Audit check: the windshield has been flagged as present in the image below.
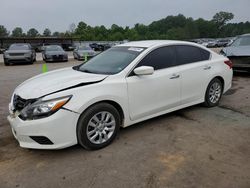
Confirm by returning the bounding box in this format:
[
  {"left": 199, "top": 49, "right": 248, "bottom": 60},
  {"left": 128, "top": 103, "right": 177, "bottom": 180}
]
[
  {"left": 77, "top": 47, "right": 145, "bottom": 75},
  {"left": 78, "top": 46, "right": 92, "bottom": 51},
  {"left": 46, "top": 45, "right": 63, "bottom": 51},
  {"left": 231, "top": 36, "right": 250, "bottom": 47},
  {"left": 9, "top": 44, "right": 30, "bottom": 50}
]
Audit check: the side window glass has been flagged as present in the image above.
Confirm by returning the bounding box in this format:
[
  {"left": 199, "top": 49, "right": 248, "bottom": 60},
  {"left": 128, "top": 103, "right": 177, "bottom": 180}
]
[
  {"left": 136, "top": 46, "right": 176, "bottom": 70},
  {"left": 175, "top": 45, "right": 210, "bottom": 65}
]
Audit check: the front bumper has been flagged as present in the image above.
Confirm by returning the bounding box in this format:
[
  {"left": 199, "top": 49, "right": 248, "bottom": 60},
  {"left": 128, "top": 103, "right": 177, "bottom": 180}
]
[
  {"left": 77, "top": 54, "right": 94, "bottom": 60},
  {"left": 4, "top": 56, "right": 32, "bottom": 63},
  {"left": 7, "top": 109, "right": 80, "bottom": 149},
  {"left": 45, "top": 55, "right": 68, "bottom": 62}
]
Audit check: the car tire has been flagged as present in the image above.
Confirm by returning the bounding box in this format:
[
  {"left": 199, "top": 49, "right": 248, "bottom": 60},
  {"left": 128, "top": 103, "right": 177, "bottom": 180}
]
[
  {"left": 4, "top": 61, "right": 10, "bottom": 66},
  {"left": 204, "top": 78, "right": 223, "bottom": 107},
  {"left": 77, "top": 103, "right": 121, "bottom": 150},
  {"left": 28, "top": 59, "right": 34, "bottom": 64}
]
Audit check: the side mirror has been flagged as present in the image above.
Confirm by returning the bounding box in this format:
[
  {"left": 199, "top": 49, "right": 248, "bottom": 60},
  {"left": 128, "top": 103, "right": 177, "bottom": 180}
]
[{"left": 134, "top": 66, "right": 154, "bottom": 76}]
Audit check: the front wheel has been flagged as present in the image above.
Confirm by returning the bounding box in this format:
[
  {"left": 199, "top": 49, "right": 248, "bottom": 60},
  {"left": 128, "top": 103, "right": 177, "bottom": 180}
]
[
  {"left": 77, "top": 103, "right": 120, "bottom": 150},
  {"left": 204, "top": 78, "right": 223, "bottom": 107},
  {"left": 4, "top": 60, "right": 10, "bottom": 66}
]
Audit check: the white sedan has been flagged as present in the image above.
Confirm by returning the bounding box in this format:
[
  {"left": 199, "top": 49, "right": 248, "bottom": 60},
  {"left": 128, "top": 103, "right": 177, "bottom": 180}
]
[{"left": 7, "top": 40, "right": 233, "bottom": 150}]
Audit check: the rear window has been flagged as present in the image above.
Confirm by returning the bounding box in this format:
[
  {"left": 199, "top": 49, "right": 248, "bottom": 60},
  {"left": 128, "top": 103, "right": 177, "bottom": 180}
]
[
  {"left": 175, "top": 45, "right": 210, "bottom": 65},
  {"left": 231, "top": 36, "right": 250, "bottom": 47}
]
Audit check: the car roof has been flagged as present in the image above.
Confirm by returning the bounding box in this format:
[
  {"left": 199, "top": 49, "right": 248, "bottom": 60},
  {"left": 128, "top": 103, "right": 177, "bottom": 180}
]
[
  {"left": 118, "top": 40, "right": 199, "bottom": 48},
  {"left": 11, "top": 43, "right": 30, "bottom": 46},
  {"left": 240, "top": 33, "right": 250, "bottom": 37}
]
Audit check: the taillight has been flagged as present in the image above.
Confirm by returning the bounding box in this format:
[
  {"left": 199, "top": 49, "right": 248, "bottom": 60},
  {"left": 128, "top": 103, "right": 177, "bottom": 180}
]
[{"left": 224, "top": 60, "right": 233, "bottom": 69}]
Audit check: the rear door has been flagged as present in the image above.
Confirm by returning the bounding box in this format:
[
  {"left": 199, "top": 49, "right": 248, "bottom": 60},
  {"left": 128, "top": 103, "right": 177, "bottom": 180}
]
[
  {"left": 175, "top": 45, "right": 212, "bottom": 105},
  {"left": 126, "top": 46, "right": 181, "bottom": 121}
]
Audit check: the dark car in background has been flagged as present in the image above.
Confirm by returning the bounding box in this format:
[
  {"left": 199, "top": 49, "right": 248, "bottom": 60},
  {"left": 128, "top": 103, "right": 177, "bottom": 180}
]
[
  {"left": 220, "top": 34, "right": 250, "bottom": 72},
  {"left": 207, "top": 40, "right": 219, "bottom": 48},
  {"left": 42, "top": 45, "right": 68, "bottom": 62},
  {"left": 89, "top": 43, "right": 102, "bottom": 51},
  {"left": 73, "top": 45, "right": 96, "bottom": 60},
  {"left": 3, "top": 43, "right": 36, "bottom": 66},
  {"left": 89, "top": 43, "right": 111, "bottom": 51}
]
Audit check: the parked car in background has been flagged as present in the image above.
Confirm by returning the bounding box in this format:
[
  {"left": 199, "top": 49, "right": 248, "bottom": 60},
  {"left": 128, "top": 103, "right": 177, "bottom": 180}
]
[
  {"left": 217, "top": 39, "right": 232, "bottom": 47},
  {"left": 220, "top": 34, "right": 250, "bottom": 72},
  {"left": 89, "top": 43, "right": 111, "bottom": 51},
  {"left": 42, "top": 45, "right": 68, "bottom": 62},
  {"left": 7, "top": 40, "right": 232, "bottom": 150},
  {"left": 89, "top": 43, "right": 102, "bottom": 51},
  {"left": 207, "top": 40, "right": 218, "bottom": 48},
  {"left": 3, "top": 43, "right": 36, "bottom": 66},
  {"left": 73, "top": 45, "right": 96, "bottom": 60}
]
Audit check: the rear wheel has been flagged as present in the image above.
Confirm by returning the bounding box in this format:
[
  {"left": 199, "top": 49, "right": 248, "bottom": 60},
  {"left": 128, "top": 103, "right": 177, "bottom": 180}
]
[
  {"left": 204, "top": 78, "right": 223, "bottom": 107},
  {"left": 77, "top": 103, "right": 120, "bottom": 150}
]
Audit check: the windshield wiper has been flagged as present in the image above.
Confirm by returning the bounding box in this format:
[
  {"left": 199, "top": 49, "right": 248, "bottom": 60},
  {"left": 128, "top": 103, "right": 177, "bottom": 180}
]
[{"left": 79, "top": 69, "right": 95, "bottom": 74}]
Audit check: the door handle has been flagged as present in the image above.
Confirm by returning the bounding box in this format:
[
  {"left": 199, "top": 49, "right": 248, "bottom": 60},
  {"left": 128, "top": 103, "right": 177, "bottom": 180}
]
[
  {"left": 170, "top": 74, "right": 180, "bottom": 79},
  {"left": 204, "top": 65, "right": 211, "bottom": 70}
]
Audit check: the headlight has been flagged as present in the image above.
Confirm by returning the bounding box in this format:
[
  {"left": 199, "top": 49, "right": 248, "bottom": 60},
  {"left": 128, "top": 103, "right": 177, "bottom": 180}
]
[
  {"left": 19, "top": 95, "right": 72, "bottom": 120},
  {"left": 4, "top": 52, "right": 9, "bottom": 57},
  {"left": 24, "top": 52, "right": 32, "bottom": 57},
  {"left": 45, "top": 54, "right": 52, "bottom": 58}
]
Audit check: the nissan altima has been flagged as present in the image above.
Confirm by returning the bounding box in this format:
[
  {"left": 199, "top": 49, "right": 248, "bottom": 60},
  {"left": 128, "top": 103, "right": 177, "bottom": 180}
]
[{"left": 7, "top": 40, "right": 233, "bottom": 150}]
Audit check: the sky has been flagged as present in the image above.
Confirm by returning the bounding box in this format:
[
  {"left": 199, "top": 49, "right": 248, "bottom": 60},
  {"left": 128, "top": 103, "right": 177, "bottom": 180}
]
[{"left": 1, "top": 0, "right": 250, "bottom": 33}]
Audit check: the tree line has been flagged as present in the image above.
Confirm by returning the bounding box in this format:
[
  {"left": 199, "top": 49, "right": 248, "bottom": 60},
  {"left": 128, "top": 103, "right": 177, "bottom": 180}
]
[{"left": 0, "top": 12, "right": 250, "bottom": 40}]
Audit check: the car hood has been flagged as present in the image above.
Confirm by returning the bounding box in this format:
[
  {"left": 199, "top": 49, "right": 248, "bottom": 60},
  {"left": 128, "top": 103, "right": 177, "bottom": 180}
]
[
  {"left": 45, "top": 51, "right": 66, "bottom": 55},
  {"left": 14, "top": 67, "right": 108, "bottom": 99},
  {"left": 222, "top": 46, "right": 250, "bottom": 56},
  {"left": 5, "top": 50, "right": 31, "bottom": 54},
  {"left": 77, "top": 50, "right": 94, "bottom": 54}
]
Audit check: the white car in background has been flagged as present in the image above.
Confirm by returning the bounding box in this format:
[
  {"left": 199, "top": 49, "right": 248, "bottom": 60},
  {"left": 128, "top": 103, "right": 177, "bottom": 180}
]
[{"left": 7, "top": 40, "right": 233, "bottom": 150}]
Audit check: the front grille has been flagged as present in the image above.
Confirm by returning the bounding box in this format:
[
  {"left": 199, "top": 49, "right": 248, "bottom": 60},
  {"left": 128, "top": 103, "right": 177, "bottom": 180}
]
[
  {"left": 52, "top": 55, "right": 63, "bottom": 60},
  {"left": 30, "top": 136, "right": 54, "bottom": 145},
  {"left": 13, "top": 94, "right": 36, "bottom": 111},
  {"left": 9, "top": 53, "right": 25, "bottom": 56}
]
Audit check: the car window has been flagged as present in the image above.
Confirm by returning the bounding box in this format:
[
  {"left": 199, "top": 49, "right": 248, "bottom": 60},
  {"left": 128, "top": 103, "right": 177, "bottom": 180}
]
[
  {"left": 231, "top": 36, "right": 250, "bottom": 47},
  {"left": 136, "top": 46, "right": 176, "bottom": 70},
  {"left": 175, "top": 45, "right": 210, "bottom": 65},
  {"left": 77, "top": 47, "right": 145, "bottom": 75}
]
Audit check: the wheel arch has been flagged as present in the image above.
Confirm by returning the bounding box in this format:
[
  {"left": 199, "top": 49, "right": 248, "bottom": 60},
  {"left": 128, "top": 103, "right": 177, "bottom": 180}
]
[
  {"left": 212, "top": 76, "right": 225, "bottom": 92},
  {"left": 78, "top": 100, "right": 125, "bottom": 126}
]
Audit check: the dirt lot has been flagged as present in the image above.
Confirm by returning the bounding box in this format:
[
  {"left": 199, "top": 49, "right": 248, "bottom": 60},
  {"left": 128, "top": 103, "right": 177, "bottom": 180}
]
[{"left": 0, "top": 61, "right": 250, "bottom": 188}]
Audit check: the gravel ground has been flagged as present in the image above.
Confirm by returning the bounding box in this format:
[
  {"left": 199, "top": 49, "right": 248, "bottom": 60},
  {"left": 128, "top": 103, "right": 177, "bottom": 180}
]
[{"left": 0, "top": 60, "right": 249, "bottom": 188}]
